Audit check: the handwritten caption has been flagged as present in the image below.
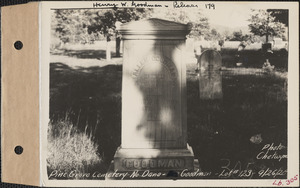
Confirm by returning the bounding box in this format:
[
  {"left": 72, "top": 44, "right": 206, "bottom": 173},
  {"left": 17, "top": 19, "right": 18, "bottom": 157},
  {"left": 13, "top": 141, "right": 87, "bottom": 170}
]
[
  {"left": 48, "top": 169, "right": 211, "bottom": 180},
  {"left": 92, "top": 1, "right": 209, "bottom": 9},
  {"left": 217, "top": 159, "right": 254, "bottom": 178},
  {"left": 256, "top": 143, "right": 287, "bottom": 162}
]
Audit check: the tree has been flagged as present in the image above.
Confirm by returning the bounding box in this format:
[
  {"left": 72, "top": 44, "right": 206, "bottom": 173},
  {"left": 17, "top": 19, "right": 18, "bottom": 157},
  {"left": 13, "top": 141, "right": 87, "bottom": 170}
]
[
  {"left": 87, "top": 8, "right": 152, "bottom": 58},
  {"left": 87, "top": 8, "right": 151, "bottom": 36},
  {"left": 267, "top": 9, "right": 288, "bottom": 41},
  {"left": 152, "top": 8, "right": 210, "bottom": 40},
  {"left": 206, "top": 28, "right": 221, "bottom": 41},
  {"left": 230, "top": 30, "right": 244, "bottom": 41},
  {"left": 222, "top": 30, "right": 232, "bottom": 41},
  {"left": 267, "top": 9, "right": 288, "bottom": 27},
  {"left": 189, "top": 17, "right": 210, "bottom": 40},
  {"left": 52, "top": 8, "right": 152, "bottom": 59},
  {"left": 248, "top": 9, "right": 286, "bottom": 43},
  {"left": 52, "top": 10, "right": 99, "bottom": 44}
]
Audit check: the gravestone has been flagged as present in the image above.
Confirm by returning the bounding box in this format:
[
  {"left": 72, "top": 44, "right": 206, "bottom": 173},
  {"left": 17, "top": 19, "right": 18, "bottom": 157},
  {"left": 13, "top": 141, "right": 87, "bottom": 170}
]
[
  {"left": 197, "top": 50, "right": 223, "bottom": 99},
  {"left": 113, "top": 18, "right": 195, "bottom": 172}
]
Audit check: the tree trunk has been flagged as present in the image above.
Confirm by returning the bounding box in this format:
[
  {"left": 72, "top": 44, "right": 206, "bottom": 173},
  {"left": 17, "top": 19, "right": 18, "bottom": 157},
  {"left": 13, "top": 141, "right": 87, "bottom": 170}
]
[
  {"left": 116, "top": 37, "right": 121, "bottom": 57},
  {"left": 266, "top": 16, "right": 270, "bottom": 43},
  {"left": 106, "top": 36, "right": 111, "bottom": 61}
]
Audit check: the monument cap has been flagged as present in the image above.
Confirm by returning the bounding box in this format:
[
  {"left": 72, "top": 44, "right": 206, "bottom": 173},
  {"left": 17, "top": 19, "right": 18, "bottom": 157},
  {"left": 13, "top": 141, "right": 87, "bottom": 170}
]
[{"left": 120, "top": 18, "right": 191, "bottom": 39}]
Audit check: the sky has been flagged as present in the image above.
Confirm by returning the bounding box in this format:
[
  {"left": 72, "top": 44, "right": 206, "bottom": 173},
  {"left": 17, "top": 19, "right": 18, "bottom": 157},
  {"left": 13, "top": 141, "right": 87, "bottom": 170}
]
[{"left": 202, "top": 4, "right": 252, "bottom": 29}]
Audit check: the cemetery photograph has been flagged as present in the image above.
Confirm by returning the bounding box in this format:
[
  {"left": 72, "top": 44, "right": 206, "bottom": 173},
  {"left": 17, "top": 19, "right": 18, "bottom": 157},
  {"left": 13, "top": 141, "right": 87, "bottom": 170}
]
[{"left": 46, "top": 4, "right": 288, "bottom": 181}]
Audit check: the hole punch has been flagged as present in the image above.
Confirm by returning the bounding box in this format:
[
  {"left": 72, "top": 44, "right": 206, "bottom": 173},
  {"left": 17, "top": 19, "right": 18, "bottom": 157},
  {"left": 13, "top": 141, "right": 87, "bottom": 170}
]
[
  {"left": 14, "top": 41, "right": 23, "bottom": 50},
  {"left": 14, "top": 146, "right": 23, "bottom": 155}
]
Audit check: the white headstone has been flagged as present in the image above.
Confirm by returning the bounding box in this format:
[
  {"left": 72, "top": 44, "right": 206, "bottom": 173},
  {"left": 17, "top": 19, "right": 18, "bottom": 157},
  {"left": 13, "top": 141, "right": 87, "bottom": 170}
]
[{"left": 113, "top": 18, "right": 195, "bottom": 172}]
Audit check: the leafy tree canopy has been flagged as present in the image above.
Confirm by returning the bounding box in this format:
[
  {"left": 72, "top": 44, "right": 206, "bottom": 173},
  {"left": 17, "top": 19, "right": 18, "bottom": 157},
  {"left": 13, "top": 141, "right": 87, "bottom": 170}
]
[
  {"left": 267, "top": 9, "right": 288, "bottom": 27},
  {"left": 87, "top": 8, "right": 152, "bottom": 35},
  {"left": 151, "top": 8, "right": 210, "bottom": 39},
  {"left": 52, "top": 8, "right": 212, "bottom": 44},
  {"left": 52, "top": 8, "right": 152, "bottom": 44},
  {"left": 230, "top": 30, "right": 244, "bottom": 41},
  {"left": 248, "top": 9, "right": 286, "bottom": 42}
]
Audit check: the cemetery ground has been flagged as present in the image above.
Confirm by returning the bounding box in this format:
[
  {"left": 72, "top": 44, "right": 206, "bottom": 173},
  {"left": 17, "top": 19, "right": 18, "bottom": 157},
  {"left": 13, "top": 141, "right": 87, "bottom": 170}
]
[{"left": 48, "top": 41, "right": 287, "bottom": 179}]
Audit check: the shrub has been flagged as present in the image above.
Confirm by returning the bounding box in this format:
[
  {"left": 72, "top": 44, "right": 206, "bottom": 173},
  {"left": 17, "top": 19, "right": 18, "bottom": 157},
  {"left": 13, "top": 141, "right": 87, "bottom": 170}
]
[{"left": 47, "top": 120, "right": 102, "bottom": 173}]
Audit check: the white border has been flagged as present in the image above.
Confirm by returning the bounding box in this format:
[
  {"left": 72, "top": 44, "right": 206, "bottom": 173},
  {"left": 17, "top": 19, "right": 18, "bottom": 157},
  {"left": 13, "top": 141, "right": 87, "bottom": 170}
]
[{"left": 40, "top": 1, "right": 299, "bottom": 187}]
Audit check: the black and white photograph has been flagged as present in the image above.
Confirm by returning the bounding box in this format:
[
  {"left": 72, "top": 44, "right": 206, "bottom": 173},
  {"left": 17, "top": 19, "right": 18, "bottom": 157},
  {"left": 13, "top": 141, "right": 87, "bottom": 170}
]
[{"left": 39, "top": 1, "right": 299, "bottom": 187}]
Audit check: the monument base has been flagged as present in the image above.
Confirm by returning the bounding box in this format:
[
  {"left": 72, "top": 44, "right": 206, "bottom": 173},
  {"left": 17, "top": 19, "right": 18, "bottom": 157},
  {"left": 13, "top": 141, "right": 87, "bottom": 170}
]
[{"left": 113, "top": 144, "right": 195, "bottom": 172}]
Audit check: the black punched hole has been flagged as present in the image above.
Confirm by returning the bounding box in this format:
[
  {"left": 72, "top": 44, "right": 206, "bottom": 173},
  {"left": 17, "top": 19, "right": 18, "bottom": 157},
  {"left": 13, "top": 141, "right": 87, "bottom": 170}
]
[
  {"left": 14, "top": 146, "right": 23, "bottom": 155},
  {"left": 166, "top": 170, "right": 178, "bottom": 180},
  {"left": 14, "top": 41, "right": 23, "bottom": 50}
]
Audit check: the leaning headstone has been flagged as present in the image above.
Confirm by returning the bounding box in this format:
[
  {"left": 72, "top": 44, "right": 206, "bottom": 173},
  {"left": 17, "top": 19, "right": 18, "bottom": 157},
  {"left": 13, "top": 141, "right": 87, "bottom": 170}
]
[
  {"left": 113, "top": 18, "right": 195, "bottom": 172},
  {"left": 197, "top": 50, "right": 223, "bottom": 99}
]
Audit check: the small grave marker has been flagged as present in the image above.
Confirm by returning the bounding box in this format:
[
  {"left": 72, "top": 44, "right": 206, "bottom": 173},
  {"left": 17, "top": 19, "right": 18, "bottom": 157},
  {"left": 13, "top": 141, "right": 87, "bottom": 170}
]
[{"left": 197, "top": 50, "right": 223, "bottom": 100}]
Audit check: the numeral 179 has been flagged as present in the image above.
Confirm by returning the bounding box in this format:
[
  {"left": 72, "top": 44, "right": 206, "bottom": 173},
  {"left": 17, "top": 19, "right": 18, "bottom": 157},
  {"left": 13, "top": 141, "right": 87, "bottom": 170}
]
[{"left": 205, "top": 4, "right": 215, "bottom": 9}]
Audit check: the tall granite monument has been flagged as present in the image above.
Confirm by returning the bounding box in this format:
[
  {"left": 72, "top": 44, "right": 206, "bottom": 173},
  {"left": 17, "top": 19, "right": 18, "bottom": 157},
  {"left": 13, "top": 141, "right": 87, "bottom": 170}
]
[{"left": 113, "top": 18, "right": 195, "bottom": 172}]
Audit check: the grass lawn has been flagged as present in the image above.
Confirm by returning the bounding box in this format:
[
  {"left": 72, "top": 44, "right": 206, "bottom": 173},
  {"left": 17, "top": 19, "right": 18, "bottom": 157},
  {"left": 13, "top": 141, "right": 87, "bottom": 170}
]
[{"left": 48, "top": 45, "right": 287, "bottom": 179}]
